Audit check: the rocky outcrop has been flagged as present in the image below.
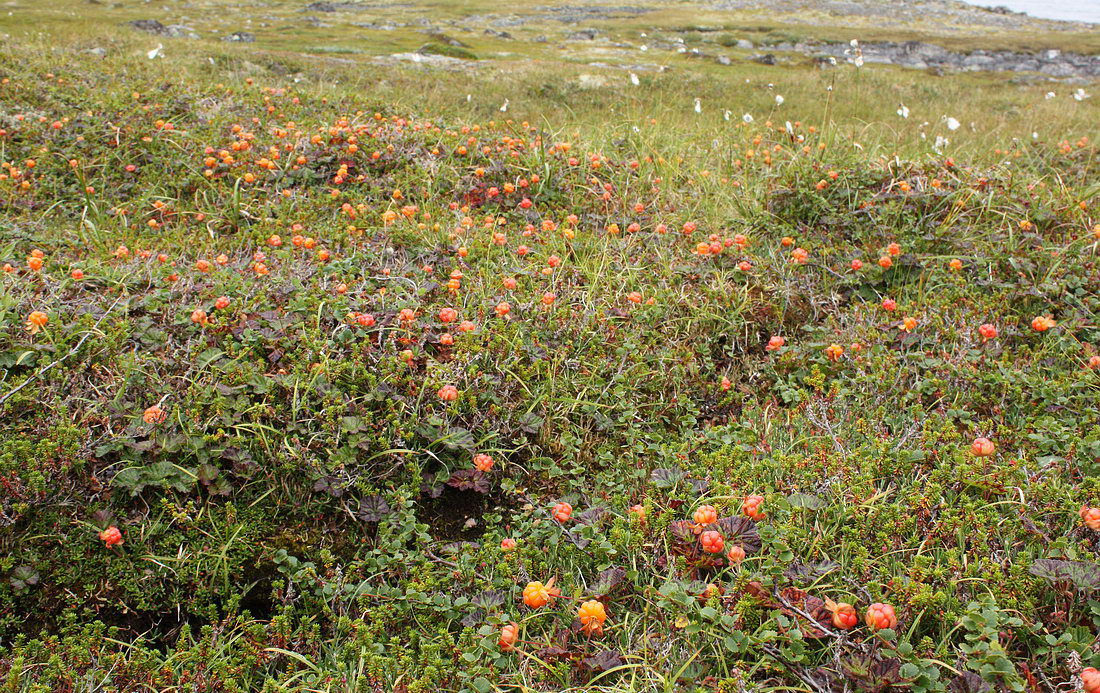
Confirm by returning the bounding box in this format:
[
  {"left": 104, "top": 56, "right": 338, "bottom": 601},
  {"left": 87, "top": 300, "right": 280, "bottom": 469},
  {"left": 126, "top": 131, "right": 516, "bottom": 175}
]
[
  {"left": 786, "top": 40, "right": 1100, "bottom": 78},
  {"left": 128, "top": 19, "right": 198, "bottom": 39},
  {"left": 222, "top": 32, "right": 255, "bottom": 43}
]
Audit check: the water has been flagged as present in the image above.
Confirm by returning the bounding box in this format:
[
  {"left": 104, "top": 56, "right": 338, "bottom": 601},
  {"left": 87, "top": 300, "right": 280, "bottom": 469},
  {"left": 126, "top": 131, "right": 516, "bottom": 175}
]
[{"left": 960, "top": 0, "right": 1099, "bottom": 23}]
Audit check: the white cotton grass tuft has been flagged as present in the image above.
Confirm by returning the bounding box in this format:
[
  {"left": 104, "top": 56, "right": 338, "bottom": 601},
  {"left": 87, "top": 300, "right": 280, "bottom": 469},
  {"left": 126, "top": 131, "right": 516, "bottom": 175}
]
[
  {"left": 896, "top": 104, "right": 909, "bottom": 119},
  {"left": 845, "top": 39, "right": 864, "bottom": 68}
]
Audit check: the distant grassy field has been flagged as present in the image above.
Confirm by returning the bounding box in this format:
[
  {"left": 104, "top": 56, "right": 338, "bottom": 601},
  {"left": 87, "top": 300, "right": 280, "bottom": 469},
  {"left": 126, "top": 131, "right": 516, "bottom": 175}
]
[{"left": 0, "top": 1, "right": 1099, "bottom": 691}]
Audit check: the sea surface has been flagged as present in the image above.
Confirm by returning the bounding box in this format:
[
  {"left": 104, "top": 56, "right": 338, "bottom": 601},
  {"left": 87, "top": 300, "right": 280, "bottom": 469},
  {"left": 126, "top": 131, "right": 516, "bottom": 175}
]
[{"left": 959, "top": 0, "right": 1099, "bottom": 23}]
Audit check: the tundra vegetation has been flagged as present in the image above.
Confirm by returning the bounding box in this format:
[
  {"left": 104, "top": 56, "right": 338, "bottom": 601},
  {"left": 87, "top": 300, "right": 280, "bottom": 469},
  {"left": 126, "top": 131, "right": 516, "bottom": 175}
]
[{"left": 0, "top": 0, "right": 1099, "bottom": 690}]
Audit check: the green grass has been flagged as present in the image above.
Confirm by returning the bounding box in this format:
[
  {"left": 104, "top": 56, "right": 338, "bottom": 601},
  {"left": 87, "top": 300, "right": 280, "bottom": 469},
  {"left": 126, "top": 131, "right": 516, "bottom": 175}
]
[{"left": 0, "top": 2, "right": 1099, "bottom": 692}]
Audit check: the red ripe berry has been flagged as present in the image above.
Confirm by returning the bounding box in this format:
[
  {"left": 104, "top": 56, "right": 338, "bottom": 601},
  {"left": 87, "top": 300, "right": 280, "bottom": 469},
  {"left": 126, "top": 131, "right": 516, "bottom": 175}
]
[
  {"left": 552, "top": 502, "right": 572, "bottom": 523},
  {"left": 700, "top": 530, "right": 724, "bottom": 554},
  {"left": 499, "top": 622, "right": 519, "bottom": 651},
  {"left": 970, "top": 437, "right": 995, "bottom": 457},
  {"left": 1031, "top": 315, "right": 1055, "bottom": 332},
  {"left": 1079, "top": 506, "right": 1100, "bottom": 531},
  {"left": 865, "top": 603, "right": 897, "bottom": 631},
  {"left": 473, "top": 453, "right": 494, "bottom": 472},
  {"left": 1082, "top": 667, "right": 1100, "bottom": 693},
  {"left": 825, "top": 598, "right": 858, "bottom": 629},
  {"left": 437, "top": 385, "right": 459, "bottom": 401},
  {"left": 693, "top": 505, "right": 718, "bottom": 525},
  {"left": 742, "top": 495, "right": 765, "bottom": 520},
  {"left": 99, "top": 526, "right": 123, "bottom": 547}
]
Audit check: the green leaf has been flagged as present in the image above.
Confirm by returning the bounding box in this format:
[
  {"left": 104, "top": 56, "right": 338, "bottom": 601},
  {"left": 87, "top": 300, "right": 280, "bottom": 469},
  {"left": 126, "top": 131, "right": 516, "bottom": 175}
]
[
  {"left": 786, "top": 492, "right": 826, "bottom": 510},
  {"left": 900, "top": 663, "right": 920, "bottom": 679}
]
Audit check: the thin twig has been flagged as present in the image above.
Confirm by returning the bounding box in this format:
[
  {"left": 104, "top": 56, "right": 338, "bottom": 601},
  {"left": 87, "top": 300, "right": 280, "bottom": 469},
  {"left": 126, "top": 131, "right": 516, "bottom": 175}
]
[
  {"left": 773, "top": 589, "right": 840, "bottom": 640},
  {"left": 760, "top": 644, "right": 828, "bottom": 693}
]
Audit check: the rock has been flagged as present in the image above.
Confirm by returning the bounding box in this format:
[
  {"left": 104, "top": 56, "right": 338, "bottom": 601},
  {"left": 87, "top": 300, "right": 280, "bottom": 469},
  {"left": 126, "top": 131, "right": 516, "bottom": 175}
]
[
  {"left": 753, "top": 38, "right": 1100, "bottom": 79},
  {"left": 130, "top": 19, "right": 166, "bottom": 33},
  {"left": 751, "top": 53, "right": 777, "bottom": 65},
  {"left": 736, "top": 39, "right": 754, "bottom": 49},
  {"left": 424, "top": 31, "right": 469, "bottom": 48},
  {"left": 305, "top": 1, "right": 368, "bottom": 10},
  {"left": 352, "top": 21, "right": 401, "bottom": 30},
  {"left": 586, "top": 61, "right": 666, "bottom": 72},
  {"left": 961, "top": 54, "right": 996, "bottom": 68},
  {"left": 537, "top": 5, "right": 650, "bottom": 23},
  {"left": 483, "top": 29, "right": 513, "bottom": 39},
  {"left": 716, "top": 55, "right": 731, "bottom": 65},
  {"left": 567, "top": 28, "right": 600, "bottom": 40},
  {"left": 417, "top": 42, "right": 477, "bottom": 59},
  {"left": 83, "top": 47, "right": 107, "bottom": 57},
  {"left": 490, "top": 16, "right": 528, "bottom": 28},
  {"left": 129, "top": 19, "right": 198, "bottom": 39},
  {"left": 576, "top": 73, "right": 609, "bottom": 88},
  {"left": 1040, "top": 62, "right": 1077, "bottom": 77},
  {"left": 223, "top": 32, "right": 255, "bottom": 42},
  {"left": 378, "top": 53, "right": 476, "bottom": 70}
]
